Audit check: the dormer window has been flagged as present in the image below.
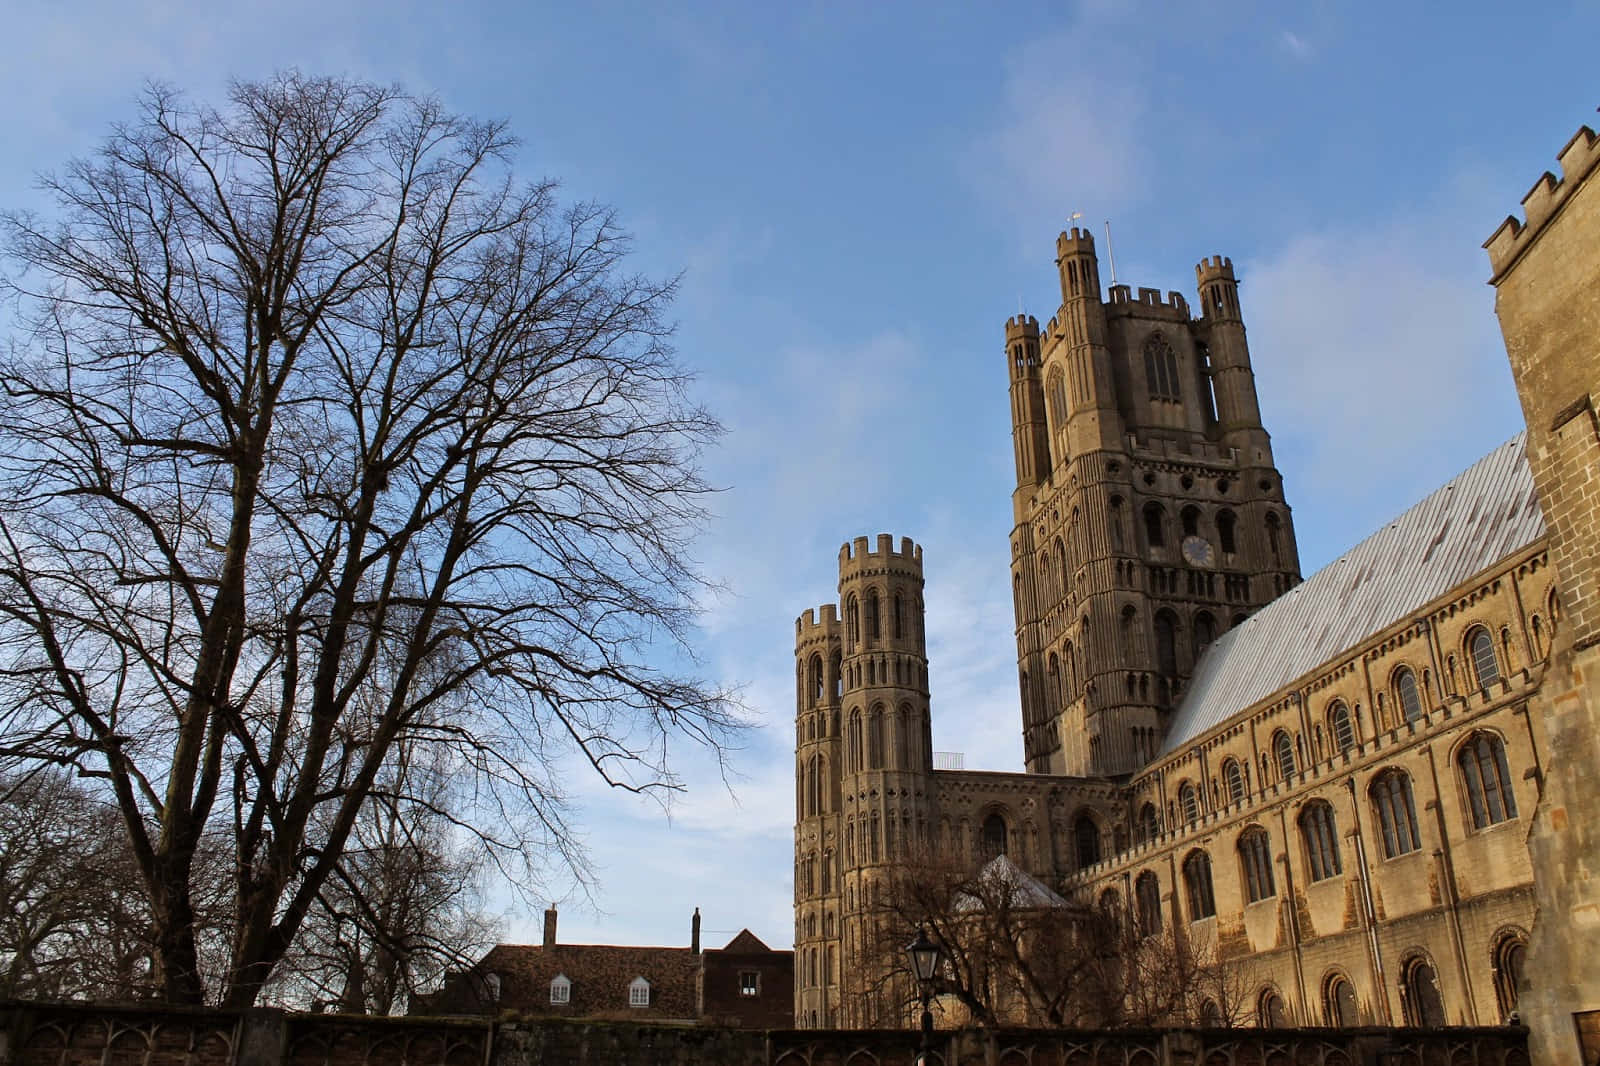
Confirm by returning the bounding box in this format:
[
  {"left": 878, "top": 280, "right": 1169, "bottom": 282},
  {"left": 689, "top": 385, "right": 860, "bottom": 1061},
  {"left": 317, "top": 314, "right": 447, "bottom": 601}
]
[
  {"left": 484, "top": 971, "right": 502, "bottom": 1003},
  {"left": 628, "top": 975, "right": 650, "bottom": 1008},
  {"left": 549, "top": 972, "right": 570, "bottom": 1005}
]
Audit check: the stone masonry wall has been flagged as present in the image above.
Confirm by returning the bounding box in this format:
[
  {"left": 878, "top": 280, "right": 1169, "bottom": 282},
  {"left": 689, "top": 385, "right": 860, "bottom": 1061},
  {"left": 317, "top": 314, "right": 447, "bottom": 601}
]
[{"left": 0, "top": 1000, "right": 1529, "bottom": 1066}]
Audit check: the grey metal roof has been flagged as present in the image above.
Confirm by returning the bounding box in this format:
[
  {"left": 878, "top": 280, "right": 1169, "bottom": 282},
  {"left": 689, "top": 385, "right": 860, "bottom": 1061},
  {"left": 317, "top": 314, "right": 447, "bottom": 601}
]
[
  {"left": 956, "top": 854, "right": 1071, "bottom": 911},
  {"left": 1159, "top": 433, "right": 1544, "bottom": 756}
]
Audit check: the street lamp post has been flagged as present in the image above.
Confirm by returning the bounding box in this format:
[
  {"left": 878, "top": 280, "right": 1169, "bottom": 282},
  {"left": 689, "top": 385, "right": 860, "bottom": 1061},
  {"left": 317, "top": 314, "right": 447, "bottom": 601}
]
[{"left": 904, "top": 925, "right": 942, "bottom": 1066}]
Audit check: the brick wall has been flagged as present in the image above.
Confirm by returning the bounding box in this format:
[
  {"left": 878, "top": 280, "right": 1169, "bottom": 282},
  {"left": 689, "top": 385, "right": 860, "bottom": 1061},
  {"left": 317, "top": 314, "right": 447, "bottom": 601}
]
[{"left": 0, "top": 1000, "right": 1528, "bottom": 1066}]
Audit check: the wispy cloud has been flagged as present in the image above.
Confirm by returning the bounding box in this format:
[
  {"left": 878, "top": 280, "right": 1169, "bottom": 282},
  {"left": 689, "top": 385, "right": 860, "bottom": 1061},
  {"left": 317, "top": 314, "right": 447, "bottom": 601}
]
[{"left": 1279, "top": 30, "right": 1312, "bottom": 60}]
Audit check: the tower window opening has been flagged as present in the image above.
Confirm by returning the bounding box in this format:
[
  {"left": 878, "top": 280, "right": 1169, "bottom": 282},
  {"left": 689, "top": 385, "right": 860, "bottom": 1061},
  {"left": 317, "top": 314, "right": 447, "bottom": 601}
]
[
  {"left": 1144, "top": 504, "right": 1167, "bottom": 549},
  {"left": 1182, "top": 506, "right": 1200, "bottom": 538},
  {"left": 981, "top": 813, "right": 1008, "bottom": 858},
  {"left": 808, "top": 655, "right": 823, "bottom": 708},
  {"left": 866, "top": 589, "right": 880, "bottom": 641},
  {"left": 1110, "top": 496, "right": 1126, "bottom": 551},
  {"left": 892, "top": 592, "right": 904, "bottom": 639},
  {"left": 1155, "top": 611, "right": 1178, "bottom": 677},
  {"left": 1144, "top": 333, "right": 1180, "bottom": 402},
  {"left": 1217, "top": 510, "right": 1237, "bottom": 555},
  {"left": 867, "top": 705, "right": 885, "bottom": 769},
  {"left": 1265, "top": 512, "right": 1282, "bottom": 567}
]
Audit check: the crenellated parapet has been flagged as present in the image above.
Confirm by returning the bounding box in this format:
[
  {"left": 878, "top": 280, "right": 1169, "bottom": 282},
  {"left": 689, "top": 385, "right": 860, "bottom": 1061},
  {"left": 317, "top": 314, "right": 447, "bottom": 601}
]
[{"left": 1484, "top": 124, "right": 1600, "bottom": 282}]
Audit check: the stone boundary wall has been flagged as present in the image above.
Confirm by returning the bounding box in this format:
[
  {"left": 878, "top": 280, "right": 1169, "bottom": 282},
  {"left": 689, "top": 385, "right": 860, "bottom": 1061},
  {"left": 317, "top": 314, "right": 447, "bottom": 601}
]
[{"left": 0, "top": 1000, "right": 1527, "bottom": 1066}]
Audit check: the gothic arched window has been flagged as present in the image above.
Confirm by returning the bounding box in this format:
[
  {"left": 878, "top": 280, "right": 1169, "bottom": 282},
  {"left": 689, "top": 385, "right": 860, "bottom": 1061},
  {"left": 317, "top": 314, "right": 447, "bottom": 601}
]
[
  {"left": 1329, "top": 701, "right": 1355, "bottom": 753},
  {"left": 867, "top": 704, "right": 885, "bottom": 769},
  {"left": 1074, "top": 813, "right": 1101, "bottom": 868},
  {"left": 1047, "top": 367, "right": 1068, "bottom": 427},
  {"left": 1178, "top": 781, "right": 1199, "bottom": 825},
  {"left": 1238, "top": 826, "right": 1275, "bottom": 903},
  {"left": 1458, "top": 731, "right": 1517, "bottom": 828},
  {"left": 981, "top": 813, "right": 1007, "bottom": 858},
  {"left": 1272, "top": 730, "right": 1295, "bottom": 780},
  {"left": 1144, "top": 503, "right": 1168, "bottom": 549},
  {"left": 1155, "top": 611, "right": 1178, "bottom": 677},
  {"left": 1300, "top": 801, "right": 1341, "bottom": 881},
  {"left": 1394, "top": 666, "right": 1423, "bottom": 723},
  {"left": 1468, "top": 626, "right": 1500, "bottom": 689},
  {"left": 1223, "top": 759, "right": 1246, "bottom": 804},
  {"left": 1217, "top": 509, "right": 1237, "bottom": 555},
  {"left": 1137, "top": 802, "right": 1160, "bottom": 843},
  {"left": 1402, "top": 957, "right": 1445, "bottom": 1027},
  {"left": 1136, "top": 871, "right": 1162, "bottom": 936},
  {"left": 1372, "top": 770, "right": 1421, "bottom": 857},
  {"left": 1144, "top": 333, "right": 1180, "bottom": 401},
  {"left": 1183, "top": 850, "right": 1216, "bottom": 920},
  {"left": 1325, "top": 974, "right": 1360, "bottom": 1027}
]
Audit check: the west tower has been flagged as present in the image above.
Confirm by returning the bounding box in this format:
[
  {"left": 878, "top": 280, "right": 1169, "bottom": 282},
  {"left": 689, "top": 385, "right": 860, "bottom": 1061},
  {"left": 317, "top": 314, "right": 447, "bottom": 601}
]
[
  {"left": 793, "top": 534, "right": 934, "bottom": 1028},
  {"left": 1008, "top": 231, "right": 1301, "bottom": 777}
]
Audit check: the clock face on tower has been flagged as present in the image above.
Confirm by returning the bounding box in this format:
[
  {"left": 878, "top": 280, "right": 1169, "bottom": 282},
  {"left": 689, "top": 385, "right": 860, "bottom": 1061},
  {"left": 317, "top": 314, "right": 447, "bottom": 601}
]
[{"left": 1181, "top": 535, "right": 1216, "bottom": 568}]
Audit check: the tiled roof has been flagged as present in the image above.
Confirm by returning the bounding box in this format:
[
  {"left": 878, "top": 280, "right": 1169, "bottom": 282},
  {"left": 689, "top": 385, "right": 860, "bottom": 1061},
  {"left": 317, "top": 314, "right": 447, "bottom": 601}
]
[
  {"left": 716, "top": 929, "right": 772, "bottom": 955},
  {"left": 1159, "top": 433, "right": 1545, "bottom": 756},
  {"left": 454, "top": 942, "right": 703, "bottom": 1020}
]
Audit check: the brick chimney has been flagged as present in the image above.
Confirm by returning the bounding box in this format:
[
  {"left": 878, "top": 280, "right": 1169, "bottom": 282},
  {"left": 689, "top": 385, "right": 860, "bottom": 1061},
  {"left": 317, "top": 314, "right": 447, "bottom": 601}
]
[
  {"left": 543, "top": 906, "right": 557, "bottom": 949},
  {"left": 691, "top": 907, "right": 701, "bottom": 954}
]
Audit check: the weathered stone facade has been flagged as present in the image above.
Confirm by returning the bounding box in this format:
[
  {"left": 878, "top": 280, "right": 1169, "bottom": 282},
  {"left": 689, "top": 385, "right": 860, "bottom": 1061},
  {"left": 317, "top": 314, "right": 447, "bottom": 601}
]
[
  {"left": 793, "top": 118, "right": 1600, "bottom": 1034},
  {"left": 1484, "top": 121, "right": 1600, "bottom": 1066}
]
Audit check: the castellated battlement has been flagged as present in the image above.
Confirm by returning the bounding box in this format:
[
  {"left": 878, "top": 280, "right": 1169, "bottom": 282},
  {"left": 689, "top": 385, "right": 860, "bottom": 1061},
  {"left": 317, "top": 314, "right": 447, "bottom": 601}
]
[
  {"left": 838, "top": 533, "right": 922, "bottom": 568},
  {"left": 1005, "top": 313, "right": 1040, "bottom": 338},
  {"left": 1106, "top": 284, "right": 1191, "bottom": 317},
  {"left": 795, "top": 603, "right": 840, "bottom": 641},
  {"left": 1195, "top": 255, "right": 1236, "bottom": 281},
  {"left": 1484, "top": 123, "right": 1599, "bottom": 280},
  {"left": 1055, "top": 227, "right": 1097, "bottom": 257}
]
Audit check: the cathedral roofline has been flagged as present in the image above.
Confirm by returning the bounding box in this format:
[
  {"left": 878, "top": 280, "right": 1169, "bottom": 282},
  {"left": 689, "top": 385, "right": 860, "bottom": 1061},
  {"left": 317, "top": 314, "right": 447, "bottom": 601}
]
[{"left": 1159, "top": 432, "right": 1544, "bottom": 756}]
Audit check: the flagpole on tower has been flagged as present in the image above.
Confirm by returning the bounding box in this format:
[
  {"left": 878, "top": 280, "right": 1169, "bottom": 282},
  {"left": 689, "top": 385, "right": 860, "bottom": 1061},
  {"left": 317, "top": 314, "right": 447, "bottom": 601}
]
[{"left": 1104, "top": 220, "right": 1119, "bottom": 286}]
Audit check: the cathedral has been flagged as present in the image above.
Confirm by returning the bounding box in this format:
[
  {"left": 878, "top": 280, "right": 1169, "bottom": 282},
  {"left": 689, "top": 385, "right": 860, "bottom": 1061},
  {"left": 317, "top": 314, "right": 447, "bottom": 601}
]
[{"left": 791, "top": 119, "right": 1600, "bottom": 1063}]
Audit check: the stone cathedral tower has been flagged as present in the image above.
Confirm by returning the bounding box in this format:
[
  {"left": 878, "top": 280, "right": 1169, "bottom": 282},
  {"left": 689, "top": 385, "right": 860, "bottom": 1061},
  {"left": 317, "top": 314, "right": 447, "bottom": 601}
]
[
  {"left": 794, "top": 535, "right": 933, "bottom": 1028},
  {"left": 1008, "top": 231, "right": 1301, "bottom": 777}
]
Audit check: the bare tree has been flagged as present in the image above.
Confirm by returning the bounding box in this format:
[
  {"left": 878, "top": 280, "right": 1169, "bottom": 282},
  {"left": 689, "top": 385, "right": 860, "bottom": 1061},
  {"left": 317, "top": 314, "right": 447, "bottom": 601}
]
[
  {"left": 861, "top": 854, "right": 1249, "bottom": 1030},
  {"left": 268, "top": 744, "right": 502, "bottom": 1015},
  {"left": 0, "top": 73, "right": 739, "bottom": 1007},
  {"left": 0, "top": 769, "right": 152, "bottom": 999}
]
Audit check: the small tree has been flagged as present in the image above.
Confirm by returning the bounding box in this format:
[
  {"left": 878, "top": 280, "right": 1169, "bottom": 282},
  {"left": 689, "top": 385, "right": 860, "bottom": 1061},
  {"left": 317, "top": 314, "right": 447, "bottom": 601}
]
[{"left": 0, "top": 73, "right": 739, "bottom": 1007}]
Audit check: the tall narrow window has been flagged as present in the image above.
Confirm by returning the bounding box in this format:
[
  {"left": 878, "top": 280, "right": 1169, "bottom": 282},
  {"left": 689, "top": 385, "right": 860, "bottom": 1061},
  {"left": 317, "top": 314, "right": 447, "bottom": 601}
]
[
  {"left": 1329, "top": 701, "right": 1355, "bottom": 753},
  {"left": 808, "top": 655, "right": 824, "bottom": 708},
  {"left": 1266, "top": 512, "right": 1282, "bottom": 567},
  {"left": 847, "top": 709, "right": 862, "bottom": 772},
  {"left": 1110, "top": 496, "right": 1126, "bottom": 551},
  {"left": 1183, "top": 850, "right": 1216, "bottom": 920},
  {"left": 892, "top": 592, "right": 904, "bottom": 639},
  {"left": 1137, "top": 803, "right": 1160, "bottom": 843},
  {"left": 1299, "top": 801, "right": 1342, "bottom": 881},
  {"left": 1325, "top": 975, "right": 1360, "bottom": 1027},
  {"left": 1372, "top": 771, "right": 1421, "bottom": 857},
  {"left": 1047, "top": 367, "right": 1068, "bottom": 427},
  {"left": 1144, "top": 504, "right": 1167, "bottom": 549},
  {"left": 1458, "top": 732, "right": 1517, "bottom": 828},
  {"left": 865, "top": 589, "right": 880, "bottom": 641},
  {"left": 1155, "top": 611, "right": 1178, "bottom": 676},
  {"left": 867, "top": 705, "right": 885, "bottom": 769},
  {"left": 1493, "top": 934, "right": 1527, "bottom": 1018},
  {"left": 981, "top": 813, "right": 1007, "bottom": 858},
  {"left": 1395, "top": 666, "right": 1422, "bottom": 723},
  {"left": 1403, "top": 958, "right": 1446, "bottom": 1027},
  {"left": 846, "top": 595, "right": 860, "bottom": 647},
  {"left": 1178, "top": 782, "right": 1199, "bottom": 825},
  {"left": 1223, "top": 759, "right": 1246, "bottom": 804},
  {"left": 1182, "top": 506, "right": 1201, "bottom": 538},
  {"left": 1193, "top": 612, "right": 1215, "bottom": 658},
  {"left": 1257, "top": 989, "right": 1285, "bottom": 1028},
  {"left": 1238, "top": 827, "right": 1276, "bottom": 902},
  {"left": 1469, "top": 626, "right": 1500, "bottom": 689},
  {"left": 1217, "top": 510, "right": 1237, "bottom": 555},
  {"left": 1273, "top": 730, "right": 1295, "bottom": 779},
  {"left": 1136, "top": 871, "right": 1162, "bottom": 935},
  {"left": 1144, "top": 333, "right": 1180, "bottom": 401},
  {"left": 1047, "top": 653, "right": 1062, "bottom": 710},
  {"left": 1074, "top": 813, "right": 1101, "bottom": 868}
]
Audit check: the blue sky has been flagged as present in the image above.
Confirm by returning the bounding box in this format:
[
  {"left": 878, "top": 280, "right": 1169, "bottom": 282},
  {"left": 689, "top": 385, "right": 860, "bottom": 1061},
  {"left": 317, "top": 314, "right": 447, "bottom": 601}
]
[{"left": 2, "top": 1, "right": 1595, "bottom": 956}]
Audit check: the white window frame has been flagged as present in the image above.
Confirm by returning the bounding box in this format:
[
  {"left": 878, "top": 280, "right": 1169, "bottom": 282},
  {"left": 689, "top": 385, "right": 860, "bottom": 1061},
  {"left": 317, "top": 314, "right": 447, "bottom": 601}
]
[
  {"left": 628, "top": 976, "right": 650, "bottom": 1008},
  {"left": 549, "top": 973, "right": 570, "bottom": 1005}
]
